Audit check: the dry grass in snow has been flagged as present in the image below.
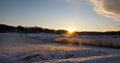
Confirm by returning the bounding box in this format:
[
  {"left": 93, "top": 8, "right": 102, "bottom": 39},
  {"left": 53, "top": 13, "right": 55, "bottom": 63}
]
[{"left": 55, "top": 37, "right": 120, "bottom": 48}]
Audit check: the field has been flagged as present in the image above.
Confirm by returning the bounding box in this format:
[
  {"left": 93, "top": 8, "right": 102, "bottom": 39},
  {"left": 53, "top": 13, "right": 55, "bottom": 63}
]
[{"left": 0, "top": 33, "right": 120, "bottom": 63}]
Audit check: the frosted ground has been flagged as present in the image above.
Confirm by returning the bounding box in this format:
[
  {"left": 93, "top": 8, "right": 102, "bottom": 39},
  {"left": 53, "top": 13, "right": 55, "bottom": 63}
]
[{"left": 0, "top": 33, "right": 120, "bottom": 63}]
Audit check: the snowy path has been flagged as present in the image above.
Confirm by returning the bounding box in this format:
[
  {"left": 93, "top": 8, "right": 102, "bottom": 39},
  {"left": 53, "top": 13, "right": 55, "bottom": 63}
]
[{"left": 0, "top": 33, "right": 120, "bottom": 63}]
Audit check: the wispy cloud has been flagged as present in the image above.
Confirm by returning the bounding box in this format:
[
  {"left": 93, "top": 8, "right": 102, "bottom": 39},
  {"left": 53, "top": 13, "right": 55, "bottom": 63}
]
[
  {"left": 89, "top": 0, "right": 120, "bottom": 21},
  {"left": 114, "top": 26, "right": 120, "bottom": 28}
]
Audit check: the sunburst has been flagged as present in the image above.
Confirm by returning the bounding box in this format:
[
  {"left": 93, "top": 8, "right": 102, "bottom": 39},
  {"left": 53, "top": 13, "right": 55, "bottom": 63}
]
[{"left": 68, "top": 27, "right": 75, "bottom": 34}]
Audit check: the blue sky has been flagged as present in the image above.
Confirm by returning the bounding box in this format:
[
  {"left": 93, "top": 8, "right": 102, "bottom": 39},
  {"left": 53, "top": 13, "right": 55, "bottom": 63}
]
[{"left": 0, "top": 0, "right": 120, "bottom": 31}]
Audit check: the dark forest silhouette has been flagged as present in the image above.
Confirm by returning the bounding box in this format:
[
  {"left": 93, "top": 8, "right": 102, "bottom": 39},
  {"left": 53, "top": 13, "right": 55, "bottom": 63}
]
[
  {"left": 0, "top": 24, "right": 67, "bottom": 34},
  {"left": 0, "top": 24, "right": 120, "bottom": 35}
]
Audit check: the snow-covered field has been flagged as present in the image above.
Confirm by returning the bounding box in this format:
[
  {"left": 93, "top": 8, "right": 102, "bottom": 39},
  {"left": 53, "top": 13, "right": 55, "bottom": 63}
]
[{"left": 0, "top": 33, "right": 120, "bottom": 63}]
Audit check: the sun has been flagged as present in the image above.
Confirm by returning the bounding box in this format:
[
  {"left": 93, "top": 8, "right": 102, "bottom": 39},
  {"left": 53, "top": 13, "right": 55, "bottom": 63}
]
[{"left": 68, "top": 27, "right": 75, "bottom": 34}]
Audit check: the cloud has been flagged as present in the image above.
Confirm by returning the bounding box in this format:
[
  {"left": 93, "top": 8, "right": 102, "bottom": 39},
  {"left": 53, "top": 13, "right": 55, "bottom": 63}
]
[
  {"left": 115, "top": 26, "right": 120, "bottom": 27},
  {"left": 90, "top": 0, "right": 120, "bottom": 21}
]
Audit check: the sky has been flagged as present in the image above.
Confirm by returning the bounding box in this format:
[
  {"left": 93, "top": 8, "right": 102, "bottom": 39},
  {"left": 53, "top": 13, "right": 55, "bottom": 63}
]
[{"left": 0, "top": 0, "right": 120, "bottom": 32}]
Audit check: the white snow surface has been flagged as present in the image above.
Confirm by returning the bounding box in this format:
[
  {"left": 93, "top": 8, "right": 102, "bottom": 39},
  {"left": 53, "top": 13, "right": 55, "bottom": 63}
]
[{"left": 0, "top": 33, "right": 120, "bottom": 63}]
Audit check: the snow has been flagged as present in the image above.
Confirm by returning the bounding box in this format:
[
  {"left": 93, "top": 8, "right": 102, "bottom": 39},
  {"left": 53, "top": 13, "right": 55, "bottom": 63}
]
[
  {"left": 27, "top": 33, "right": 59, "bottom": 40},
  {"left": 0, "top": 33, "right": 120, "bottom": 63},
  {"left": 39, "top": 54, "right": 120, "bottom": 63},
  {"left": 0, "top": 55, "right": 25, "bottom": 63}
]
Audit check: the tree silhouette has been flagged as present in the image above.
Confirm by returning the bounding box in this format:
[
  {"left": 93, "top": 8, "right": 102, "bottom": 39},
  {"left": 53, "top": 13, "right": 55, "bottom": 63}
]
[{"left": 0, "top": 24, "right": 120, "bottom": 35}]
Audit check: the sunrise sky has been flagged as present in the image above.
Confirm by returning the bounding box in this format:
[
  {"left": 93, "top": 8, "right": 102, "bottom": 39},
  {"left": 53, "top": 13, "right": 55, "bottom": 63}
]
[{"left": 0, "top": 0, "right": 120, "bottom": 31}]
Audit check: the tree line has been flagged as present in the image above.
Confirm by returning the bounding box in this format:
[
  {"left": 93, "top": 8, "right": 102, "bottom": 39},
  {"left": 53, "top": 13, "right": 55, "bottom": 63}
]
[
  {"left": 0, "top": 24, "right": 67, "bottom": 34},
  {"left": 0, "top": 24, "right": 120, "bottom": 35},
  {"left": 76, "top": 31, "right": 120, "bottom": 35}
]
